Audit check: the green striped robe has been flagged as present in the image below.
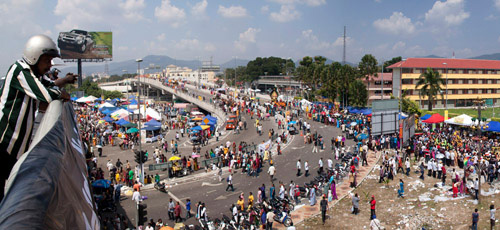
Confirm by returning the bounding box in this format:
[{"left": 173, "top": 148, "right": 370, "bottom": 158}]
[{"left": 0, "top": 60, "right": 61, "bottom": 157}]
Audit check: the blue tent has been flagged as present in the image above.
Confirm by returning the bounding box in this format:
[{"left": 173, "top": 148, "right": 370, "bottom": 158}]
[
  {"left": 142, "top": 126, "right": 161, "bottom": 131},
  {"left": 129, "top": 99, "right": 138, "bottom": 105},
  {"left": 205, "top": 115, "right": 218, "bottom": 122},
  {"left": 144, "top": 119, "right": 162, "bottom": 127},
  {"left": 70, "top": 96, "right": 78, "bottom": 101},
  {"left": 360, "top": 108, "right": 372, "bottom": 115},
  {"left": 128, "top": 95, "right": 136, "bottom": 99},
  {"left": 190, "top": 126, "right": 203, "bottom": 131},
  {"left": 486, "top": 121, "right": 500, "bottom": 132},
  {"left": 101, "top": 109, "right": 114, "bottom": 115},
  {"left": 102, "top": 116, "right": 114, "bottom": 122},
  {"left": 350, "top": 108, "right": 360, "bottom": 114},
  {"left": 398, "top": 114, "right": 408, "bottom": 120},
  {"left": 116, "top": 118, "right": 130, "bottom": 126},
  {"left": 421, "top": 114, "right": 431, "bottom": 120}
]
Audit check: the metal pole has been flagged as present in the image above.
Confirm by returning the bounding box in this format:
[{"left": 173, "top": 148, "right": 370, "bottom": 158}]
[
  {"left": 136, "top": 59, "right": 144, "bottom": 184},
  {"left": 381, "top": 60, "right": 384, "bottom": 100}
]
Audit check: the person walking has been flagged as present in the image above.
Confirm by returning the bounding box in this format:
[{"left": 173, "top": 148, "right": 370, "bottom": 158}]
[
  {"left": 185, "top": 199, "right": 191, "bottom": 219},
  {"left": 168, "top": 199, "right": 175, "bottom": 220},
  {"left": 174, "top": 202, "right": 182, "bottom": 223},
  {"left": 268, "top": 164, "right": 276, "bottom": 182},
  {"left": 296, "top": 159, "right": 301, "bottom": 176},
  {"left": 370, "top": 195, "right": 376, "bottom": 220},
  {"left": 397, "top": 179, "right": 404, "bottom": 198},
  {"left": 266, "top": 209, "right": 275, "bottom": 230},
  {"left": 305, "top": 161, "right": 309, "bottom": 177},
  {"left": 320, "top": 195, "right": 328, "bottom": 225},
  {"left": 351, "top": 193, "right": 360, "bottom": 215},
  {"left": 318, "top": 158, "right": 324, "bottom": 175},
  {"left": 405, "top": 158, "right": 411, "bottom": 176},
  {"left": 490, "top": 204, "right": 499, "bottom": 230},
  {"left": 472, "top": 208, "right": 479, "bottom": 230},
  {"left": 226, "top": 173, "right": 234, "bottom": 192},
  {"left": 309, "top": 185, "right": 316, "bottom": 206}
]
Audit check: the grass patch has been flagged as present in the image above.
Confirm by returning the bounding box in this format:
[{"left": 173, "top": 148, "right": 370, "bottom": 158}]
[{"left": 423, "top": 107, "right": 499, "bottom": 119}]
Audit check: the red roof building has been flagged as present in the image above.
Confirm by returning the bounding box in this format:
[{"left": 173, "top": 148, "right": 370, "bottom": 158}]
[{"left": 388, "top": 58, "right": 500, "bottom": 109}]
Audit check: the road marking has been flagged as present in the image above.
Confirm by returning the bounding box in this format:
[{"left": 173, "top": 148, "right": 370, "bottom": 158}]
[
  {"left": 206, "top": 190, "right": 217, "bottom": 194},
  {"left": 292, "top": 146, "right": 305, "bottom": 150},
  {"left": 202, "top": 182, "right": 223, "bottom": 187},
  {"left": 165, "top": 190, "right": 186, "bottom": 209}
]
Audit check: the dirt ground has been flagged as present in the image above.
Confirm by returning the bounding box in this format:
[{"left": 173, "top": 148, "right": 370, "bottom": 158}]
[{"left": 299, "top": 162, "right": 500, "bottom": 230}]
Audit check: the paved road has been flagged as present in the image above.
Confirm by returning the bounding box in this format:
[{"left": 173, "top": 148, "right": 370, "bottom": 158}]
[{"left": 95, "top": 83, "right": 355, "bottom": 228}]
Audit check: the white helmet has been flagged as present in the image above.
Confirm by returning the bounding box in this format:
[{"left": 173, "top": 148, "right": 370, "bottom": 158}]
[{"left": 22, "top": 34, "right": 60, "bottom": 65}]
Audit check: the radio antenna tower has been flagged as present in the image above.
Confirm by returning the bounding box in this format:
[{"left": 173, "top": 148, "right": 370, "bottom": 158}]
[{"left": 343, "top": 26, "right": 346, "bottom": 65}]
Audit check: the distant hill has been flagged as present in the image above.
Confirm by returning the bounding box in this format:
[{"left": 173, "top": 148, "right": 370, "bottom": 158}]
[
  {"left": 417, "top": 55, "right": 444, "bottom": 58},
  {"left": 468, "top": 53, "right": 500, "bottom": 60},
  {"left": 60, "top": 55, "right": 202, "bottom": 76},
  {"left": 220, "top": 58, "right": 251, "bottom": 69}
]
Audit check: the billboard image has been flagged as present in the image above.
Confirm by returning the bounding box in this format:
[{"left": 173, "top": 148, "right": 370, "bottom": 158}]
[{"left": 58, "top": 30, "right": 112, "bottom": 60}]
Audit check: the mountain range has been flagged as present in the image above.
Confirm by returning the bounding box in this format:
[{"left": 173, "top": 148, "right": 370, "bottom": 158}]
[{"left": 60, "top": 53, "right": 500, "bottom": 76}]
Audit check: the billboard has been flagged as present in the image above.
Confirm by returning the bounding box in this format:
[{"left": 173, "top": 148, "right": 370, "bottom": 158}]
[{"left": 58, "top": 29, "right": 112, "bottom": 60}]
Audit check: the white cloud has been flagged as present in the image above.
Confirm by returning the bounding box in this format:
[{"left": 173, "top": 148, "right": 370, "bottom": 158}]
[
  {"left": 373, "top": 12, "right": 416, "bottom": 35},
  {"left": 54, "top": 0, "right": 147, "bottom": 31},
  {"left": 204, "top": 43, "right": 216, "bottom": 52},
  {"left": 175, "top": 39, "right": 200, "bottom": 50},
  {"left": 392, "top": 41, "right": 406, "bottom": 50},
  {"left": 154, "top": 0, "right": 186, "bottom": 27},
  {"left": 119, "top": 0, "right": 146, "bottom": 20},
  {"left": 270, "top": 4, "right": 300, "bottom": 22},
  {"left": 332, "top": 36, "right": 353, "bottom": 47},
  {"left": 234, "top": 28, "right": 261, "bottom": 52},
  {"left": 269, "top": 0, "right": 325, "bottom": 7},
  {"left": 191, "top": 0, "right": 207, "bottom": 15},
  {"left": 157, "top": 33, "right": 166, "bottom": 41},
  {"left": 486, "top": 14, "right": 498, "bottom": 20},
  {"left": 261, "top": 5, "right": 270, "bottom": 14},
  {"left": 218, "top": 5, "right": 248, "bottom": 18},
  {"left": 425, "top": 0, "right": 470, "bottom": 26},
  {"left": 302, "top": 0, "right": 326, "bottom": 7},
  {"left": 495, "top": 0, "right": 500, "bottom": 10},
  {"left": 301, "top": 29, "right": 332, "bottom": 50}
]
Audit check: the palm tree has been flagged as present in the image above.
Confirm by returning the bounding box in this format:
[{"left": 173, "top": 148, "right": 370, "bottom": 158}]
[{"left": 415, "top": 68, "right": 445, "bottom": 111}]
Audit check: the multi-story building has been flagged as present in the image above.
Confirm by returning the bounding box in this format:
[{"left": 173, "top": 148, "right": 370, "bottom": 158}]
[
  {"left": 164, "top": 64, "right": 217, "bottom": 83},
  {"left": 363, "top": 72, "right": 393, "bottom": 105},
  {"left": 389, "top": 58, "right": 500, "bottom": 109}
]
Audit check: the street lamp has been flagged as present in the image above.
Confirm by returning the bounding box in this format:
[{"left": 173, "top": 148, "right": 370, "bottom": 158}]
[
  {"left": 443, "top": 62, "right": 448, "bottom": 109},
  {"left": 135, "top": 58, "right": 144, "bottom": 184}
]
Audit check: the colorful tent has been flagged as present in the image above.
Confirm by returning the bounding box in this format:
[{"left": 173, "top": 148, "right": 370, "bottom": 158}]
[
  {"left": 110, "top": 109, "right": 130, "bottom": 120},
  {"left": 98, "top": 102, "right": 115, "bottom": 109},
  {"left": 115, "top": 118, "right": 130, "bottom": 126},
  {"left": 144, "top": 119, "right": 161, "bottom": 127},
  {"left": 420, "top": 114, "right": 431, "bottom": 120},
  {"left": 101, "top": 116, "right": 114, "bottom": 123},
  {"left": 421, "top": 113, "right": 444, "bottom": 124}
]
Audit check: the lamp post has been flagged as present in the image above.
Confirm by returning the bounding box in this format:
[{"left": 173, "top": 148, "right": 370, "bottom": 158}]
[
  {"left": 136, "top": 58, "right": 144, "bottom": 184},
  {"left": 123, "top": 70, "right": 129, "bottom": 102},
  {"left": 380, "top": 59, "right": 384, "bottom": 100}
]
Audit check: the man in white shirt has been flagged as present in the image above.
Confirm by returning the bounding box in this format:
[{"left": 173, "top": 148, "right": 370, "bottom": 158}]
[
  {"left": 268, "top": 164, "right": 276, "bottom": 182},
  {"left": 132, "top": 188, "right": 141, "bottom": 204},
  {"left": 318, "top": 158, "right": 324, "bottom": 175},
  {"left": 296, "top": 160, "right": 301, "bottom": 176},
  {"left": 305, "top": 161, "right": 309, "bottom": 177},
  {"left": 327, "top": 158, "right": 333, "bottom": 171}
]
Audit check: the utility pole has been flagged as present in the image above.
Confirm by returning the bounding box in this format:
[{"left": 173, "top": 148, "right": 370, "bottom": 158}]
[
  {"left": 342, "top": 26, "right": 346, "bottom": 65},
  {"left": 136, "top": 58, "right": 144, "bottom": 184},
  {"left": 473, "top": 97, "right": 485, "bottom": 202}
]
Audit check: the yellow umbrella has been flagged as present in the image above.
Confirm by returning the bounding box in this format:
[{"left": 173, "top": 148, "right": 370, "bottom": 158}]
[
  {"left": 169, "top": 156, "right": 181, "bottom": 161},
  {"left": 200, "top": 125, "right": 210, "bottom": 130}
]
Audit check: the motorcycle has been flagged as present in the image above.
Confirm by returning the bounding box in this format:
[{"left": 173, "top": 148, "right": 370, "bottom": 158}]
[
  {"left": 273, "top": 210, "right": 293, "bottom": 227},
  {"left": 154, "top": 182, "right": 168, "bottom": 193}
]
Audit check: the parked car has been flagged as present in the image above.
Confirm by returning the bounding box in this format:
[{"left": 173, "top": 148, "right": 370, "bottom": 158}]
[{"left": 58, "top": 29, "right": 93, "bottom": 53}]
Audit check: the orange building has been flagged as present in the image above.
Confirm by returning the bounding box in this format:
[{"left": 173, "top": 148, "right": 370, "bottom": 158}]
[{"left": 388, "top": 58, "right": 500, "bottom": 109}]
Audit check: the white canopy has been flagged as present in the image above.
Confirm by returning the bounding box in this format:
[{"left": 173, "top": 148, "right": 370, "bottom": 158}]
[
  {"left": 98, "top": 102, "right": 115, "bottom": 109},
  {"left": 134, "top": 108, "right": 161, "bottom": 121},
  {"left": 444, "top": 114, "right": 475, "bottom": 126},
  {"left": 110, "top": 109, "right": 130, "bottom": 120},
  {"left": 75, "top": 96, "right": 98, "bottom": 103}
]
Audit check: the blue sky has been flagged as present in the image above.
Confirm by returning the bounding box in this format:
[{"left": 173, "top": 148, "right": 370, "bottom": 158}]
[{"left": 1, "top": 0, "right": 500, "bottom": 72}]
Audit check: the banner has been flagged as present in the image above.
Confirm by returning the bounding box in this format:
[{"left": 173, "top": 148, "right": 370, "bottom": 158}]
[
  {"left": 0, "top": 102, "right": 99, "bottom": 229},
  {"left": 58, "top": 29, "right": 112, "bottom": 60}
]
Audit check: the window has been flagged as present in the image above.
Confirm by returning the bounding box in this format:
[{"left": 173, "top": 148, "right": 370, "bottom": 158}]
[
  {"left": 473, "top": 79, "right": 478, "bottom": 84},
  {"left": 458, "top": 79, "right": 464, "bottom": 84},
  {"left": 402, "top": 68, "right": 413, "bottom": 73},
  {"left": 463, "top": 69, "right": 468, "bottom": 74},
  {"left": 494, "top": 79, "right": 498, "bottom": 84},
  {"left": 473, "top": 89, "right": 478, "bottom": 94},
  {"left": 402, "top": 79, "right": 413, "bottom": 84},
  {"left": 463, "top": 89, "right": 468, "bottom": 94},
  {"left": 453, "top": 79, "right": 458, "bottom": 84},
  {"left": 493, "top": 89, "right": 497, "bottom": 94},
  {"left": 447, "top": 79, "right": 453, "bottom": 85},
  {"left": 483, "top": 89, "right": 487, "bottom": 94},
  {"left": 453, "top": 89, "right": 458, "bottom": 94}
]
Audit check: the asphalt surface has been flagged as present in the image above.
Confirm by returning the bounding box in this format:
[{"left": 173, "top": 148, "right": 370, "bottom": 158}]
[{"left": 95, "top": 84, "right": 356, "bottom": 228}]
